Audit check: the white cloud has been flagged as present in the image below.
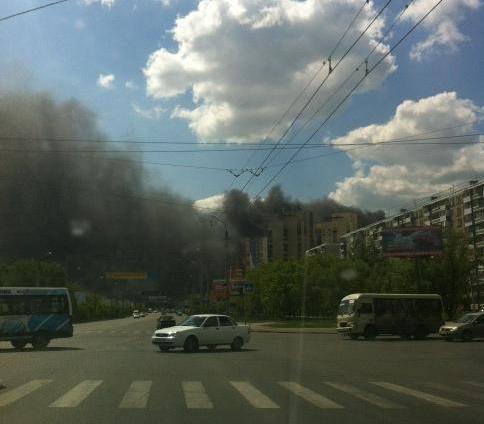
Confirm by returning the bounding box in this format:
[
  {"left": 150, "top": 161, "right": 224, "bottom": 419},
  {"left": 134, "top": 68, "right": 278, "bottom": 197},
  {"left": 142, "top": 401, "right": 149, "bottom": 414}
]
[
  {"left": 402, "top": 0, "right": 480, "bottom": 61},
  {"left": 132, "top": 103, "right": 166, "bottom": 120},
  {"left": 97, "top": 73, "right": 115, "bottom": 89},
  {"left": 194, "top": 193, "right": 225, "bottom": 211},
  {"left": 83, "top": 0, "right": 116, "bottom": 7},
  {"left": 158, "top": 0, "right": 172, "bottom": 6},
  {"left": 329, "top": 92, "right": 484, "bottom": 212},
  {"left": 125, "top": 80, "right": 139, "bottom": 90},
  {"left": 143, "top": 0, "right": 396, "bottom": 142}
]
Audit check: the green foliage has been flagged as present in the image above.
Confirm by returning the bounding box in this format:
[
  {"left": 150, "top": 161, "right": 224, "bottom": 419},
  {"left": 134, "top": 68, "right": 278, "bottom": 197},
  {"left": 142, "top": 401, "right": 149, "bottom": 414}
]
[
  {"left": 246, "top": 229, "right": 472, "bottom": 319},
  {"left": 0, "top": 259, "right": 66, "bottom": 287}
]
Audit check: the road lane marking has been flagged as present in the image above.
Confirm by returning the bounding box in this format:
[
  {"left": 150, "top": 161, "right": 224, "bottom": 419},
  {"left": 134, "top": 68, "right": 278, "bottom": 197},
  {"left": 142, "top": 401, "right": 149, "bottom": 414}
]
[
  {"left": 371, "top": 382, "right": 467, "bottom": 407},
  {"left": 119, "top": 381, "right": 152, "bottom": 409},
  {"left": 422, "top": 382, "right": 484, "bottom": 402},
  {"left": 230, "top": 381, "right": 279, "bottom": 408},
  {"left": 462, "top": 381, "right": 484, "bottom": 388},
  {"left": 325, "top": 382, "right": 403, "bottom": 408},
  {"left": 182, "top": 381, "right": 213, "bottom": 409},
  {"left": 0, "top": 380, "right": 52, "bottom": 407},
  {"left": 279, "top": 382, "right": 343, "bottom": 409},
  {"left": 49, "top": 380, "right": 103, "bottom": 408}
]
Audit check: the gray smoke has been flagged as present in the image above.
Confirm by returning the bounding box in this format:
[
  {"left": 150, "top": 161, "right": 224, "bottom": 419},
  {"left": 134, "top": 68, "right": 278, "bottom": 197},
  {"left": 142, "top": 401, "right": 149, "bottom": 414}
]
[{"left": 0, "top": 88, "right": 225, "bottom": 297}]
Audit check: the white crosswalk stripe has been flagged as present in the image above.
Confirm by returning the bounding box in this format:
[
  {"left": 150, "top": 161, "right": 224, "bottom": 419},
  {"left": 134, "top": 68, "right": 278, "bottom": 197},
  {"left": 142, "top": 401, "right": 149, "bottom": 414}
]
[
  {"left": 50, "top": 380, "right": 103, "bottom": 408},
  {"left": 371, "top": 382, "right": 467, "bottom": 407},
  {"left": 182, "top": 381, "right": 213, "bottom": 409},
  {"left": 230, "top": 381, "right": 279, "bottom": 409},
  {"left": 462, "top": 381, "right": 484, "bottom": 389},
  {"left": 119, "top": 381, "right": 152, "bottom": 408},
  {"left": 0, "top": 380, "right": 52, "bottom": 407},
  {"left": 279, "top": 382, "right": 343, "bottom": 409},
  {"left": 421, "top": 382, "right": 484, "bottom": 402},
  {"left": 325, "top": 382, "right": 403, "bottom": 409}
]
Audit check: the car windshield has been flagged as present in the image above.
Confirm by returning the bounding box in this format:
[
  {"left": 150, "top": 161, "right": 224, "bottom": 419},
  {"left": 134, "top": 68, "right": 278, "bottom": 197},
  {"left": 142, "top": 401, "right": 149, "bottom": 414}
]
[
  {"left": 456, "top": 314, "right": 477, "bottom": 323},
  {"left": 180, "top": 316, "right": 205, "bottom": 327},
  {"left": 338, "top": 300, "right": 355, "bottom": 316}
]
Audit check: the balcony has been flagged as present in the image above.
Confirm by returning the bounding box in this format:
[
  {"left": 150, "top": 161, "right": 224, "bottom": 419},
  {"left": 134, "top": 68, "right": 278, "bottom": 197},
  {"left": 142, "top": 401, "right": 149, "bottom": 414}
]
[
  {"left": 463, "top": 195, "right": 471, "bottom": 203},
  {"left": 464, "top": 207, "right": 472, "bottom": 215},
  {"left": 476, "top": 227, "right": 484, "bottom": 236}
]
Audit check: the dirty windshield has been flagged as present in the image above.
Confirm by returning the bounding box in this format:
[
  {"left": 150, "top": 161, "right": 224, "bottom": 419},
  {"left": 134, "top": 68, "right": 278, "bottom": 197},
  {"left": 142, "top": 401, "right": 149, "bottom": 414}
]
[{"left": 0, "top": 1, "right": 483, "bottom": 424}]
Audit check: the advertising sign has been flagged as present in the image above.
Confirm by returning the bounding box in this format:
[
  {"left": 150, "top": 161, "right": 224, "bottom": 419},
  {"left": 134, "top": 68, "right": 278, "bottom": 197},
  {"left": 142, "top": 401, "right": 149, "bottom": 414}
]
[{"left": 382, "top": 227, "right": 443, "bottom": 257}]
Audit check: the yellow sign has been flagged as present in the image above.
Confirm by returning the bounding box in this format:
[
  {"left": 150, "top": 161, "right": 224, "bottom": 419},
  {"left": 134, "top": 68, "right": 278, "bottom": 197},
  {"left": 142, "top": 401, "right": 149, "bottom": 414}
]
[{"left": 105, "top": 272, "right": 147, "bottom": 280}]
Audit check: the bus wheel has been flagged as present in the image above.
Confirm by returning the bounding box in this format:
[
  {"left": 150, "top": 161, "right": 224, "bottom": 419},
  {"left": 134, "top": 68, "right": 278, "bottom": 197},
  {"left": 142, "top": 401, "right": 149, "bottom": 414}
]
[
  {"left": 349, "top": 334, "right": 359, "bottom": 340},
  {"left": 11, "top": 340, "right": 27, "bottom": 349},
  {"left": 32, "top": 334, "right": 50, "bottom": 350},
  {"left": 364, "top": 326, "right": 377, "bottom": 340}
]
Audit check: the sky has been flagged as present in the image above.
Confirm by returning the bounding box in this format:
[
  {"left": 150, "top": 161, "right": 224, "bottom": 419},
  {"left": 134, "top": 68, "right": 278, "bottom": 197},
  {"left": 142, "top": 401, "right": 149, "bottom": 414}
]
[{"left": 0, "top": 0, "right": 483, "bottom": 214}]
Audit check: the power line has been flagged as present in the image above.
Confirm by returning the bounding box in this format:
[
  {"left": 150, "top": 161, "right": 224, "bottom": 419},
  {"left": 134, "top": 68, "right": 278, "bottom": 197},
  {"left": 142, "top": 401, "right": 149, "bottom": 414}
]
[
  {"left": 229, "top": 1, "right": 371, "bottom": 191},
  {"left": 0, "top": 173, "right": 224, "bottom": 213},
  {"left": 0, "top": 0, "right": 69, "bottom": 23},
  {"left": 241, "top": 0, "right": 391, "bottom": 193},
  {"left": 262, "top": 0, "right": 416, "bottom": 170},
  {"left": 254, "top": 0, "right": 446, "bottom": 198},
  {"left": 266, "top": 133, "right": 483, "bottom": 169},
  {"left": 0, "top": 133, "right": 480, "bottom": 155}
]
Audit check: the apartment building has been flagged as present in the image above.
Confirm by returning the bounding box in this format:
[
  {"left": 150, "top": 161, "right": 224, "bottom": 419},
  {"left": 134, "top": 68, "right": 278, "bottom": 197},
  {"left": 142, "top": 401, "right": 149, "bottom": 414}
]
[
  {"left": 341, "top": 179, "right": 484, "bottom": 302},
  {"left": 244, "top": 210, "right": 314, "bottom": 266},
  {"left": 315, "top": 212, "right": 359, "bottom": 245}
]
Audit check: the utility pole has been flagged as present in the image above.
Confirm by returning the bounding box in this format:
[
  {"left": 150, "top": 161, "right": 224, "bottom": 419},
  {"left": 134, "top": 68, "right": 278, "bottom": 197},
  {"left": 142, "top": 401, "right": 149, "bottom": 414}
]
[
  {"left": 469, "top": 180, "right": 480, "bottom": 309},
  {"left": 210, "top": 214, "right": 230, "bottom": 314}
]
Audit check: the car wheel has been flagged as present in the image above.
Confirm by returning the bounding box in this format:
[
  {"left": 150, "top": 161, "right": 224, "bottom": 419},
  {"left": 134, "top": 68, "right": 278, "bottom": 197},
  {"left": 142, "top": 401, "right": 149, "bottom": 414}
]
[
  {"left": 461, "top": 330, "right": 473, "bottom": 342},
  {"left": 349, "top": 334, "right": 359, "bottom": 340},
  {"left": 363, "top": 325, "right": 377, "bottom": 340},
  {"left": 230, "top": 337, "right": 243, "bottom": 351},
  {"left": 183, "top": 336, "right": 199, "bottom": 353},
  {"left": 158, "top": 346, "right": 169, "bottom": 352},
  {"left": 207, "top": 344, "right": 217, "bottom": 351},
  {"left": 11, "top": 340, "right": 27, "bottom": 349},
  {"left": 32, "top": 334, "right": 50, "bottom": 350}
]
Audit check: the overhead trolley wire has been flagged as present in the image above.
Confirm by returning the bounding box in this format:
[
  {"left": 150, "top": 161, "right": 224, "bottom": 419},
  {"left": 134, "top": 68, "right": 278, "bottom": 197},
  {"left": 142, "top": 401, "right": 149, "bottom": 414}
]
[
  {"left": 0, "top": 0, "right": 69, "bottom": 23},
  {"left": 241, "top": 0, "right": 391, "bottom": 193},
  {"left": 253, "top": 0, "right": 447, "bottom": 198}
]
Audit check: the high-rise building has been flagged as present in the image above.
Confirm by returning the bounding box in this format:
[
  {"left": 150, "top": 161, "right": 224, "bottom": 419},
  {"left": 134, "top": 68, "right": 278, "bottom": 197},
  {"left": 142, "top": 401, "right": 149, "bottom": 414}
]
[{"left": 341, "top": 179, "right": 484, "bottom": 304}]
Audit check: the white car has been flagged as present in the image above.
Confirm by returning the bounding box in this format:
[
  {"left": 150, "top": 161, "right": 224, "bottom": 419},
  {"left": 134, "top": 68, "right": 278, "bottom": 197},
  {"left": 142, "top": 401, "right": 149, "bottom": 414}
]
[
  {"left": 133, "top": 310, "right": 140, "bottom": 319},
  {"left": 151, "top": 314, "right": 250, "bottom": 352}
]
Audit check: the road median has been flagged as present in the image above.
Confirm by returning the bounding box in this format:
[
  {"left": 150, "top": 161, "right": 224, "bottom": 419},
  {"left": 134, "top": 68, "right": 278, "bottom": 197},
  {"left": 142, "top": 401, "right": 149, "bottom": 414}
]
[{"left": 249, "top": 322, "right": 337, "bottom": 334}]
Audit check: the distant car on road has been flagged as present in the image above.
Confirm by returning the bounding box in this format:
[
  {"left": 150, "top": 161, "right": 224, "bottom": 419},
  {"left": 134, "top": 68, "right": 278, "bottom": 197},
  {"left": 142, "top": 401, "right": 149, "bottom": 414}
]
[
  {"left": 156, "top": 315, "right": 176, "bottom": 330},
  {"left": 133, "top": 310, "right": 140, "bottom": 319},
  {"left": 152, "top": 314, "right": 250, "bottom": 353},
  {"left": 140, "top": 312, "right": 146, "bottom": 317},
  {"left": 439, "top": 312, "right": 484, "bottom": 341},
  {"left": 176, "top": 310, "right": 183, "bottom": 316}
]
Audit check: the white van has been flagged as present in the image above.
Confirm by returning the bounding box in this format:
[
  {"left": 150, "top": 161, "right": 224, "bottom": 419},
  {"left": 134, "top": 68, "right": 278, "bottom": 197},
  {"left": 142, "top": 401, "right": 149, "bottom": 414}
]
[{"left": 337, "top": 293, "right": 444, "bottom": 340}]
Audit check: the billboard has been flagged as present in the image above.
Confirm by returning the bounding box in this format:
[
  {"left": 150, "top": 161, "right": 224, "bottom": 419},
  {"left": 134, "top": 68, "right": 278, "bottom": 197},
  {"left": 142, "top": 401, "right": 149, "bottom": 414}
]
[{"left": 382, "top": 227, "right": 443, "bottom": 257}]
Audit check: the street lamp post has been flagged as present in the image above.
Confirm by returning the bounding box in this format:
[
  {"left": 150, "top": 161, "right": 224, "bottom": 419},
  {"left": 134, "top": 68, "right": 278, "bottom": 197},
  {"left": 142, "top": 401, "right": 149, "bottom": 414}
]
[{"left": 469, "top": 180, "right": 480, "bottom": 309}]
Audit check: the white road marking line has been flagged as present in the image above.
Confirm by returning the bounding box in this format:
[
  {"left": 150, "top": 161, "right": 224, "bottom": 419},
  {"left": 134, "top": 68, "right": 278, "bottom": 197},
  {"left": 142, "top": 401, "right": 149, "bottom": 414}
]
[
  {"left": 462, "top": 381, "right": 484, "bottom": 389},
  {"left": 422, "top": 382, "right": 484, "bottom": 402},
  {"left": 49, "top": 380, "right": 103, "bottom": 408},
  {"left": 279, "top": 382, "right": 343, "bottom": 409},
  {"left": 325, "top": 382, "right": 403, "bottom": 409},
  {"left": 230, "top": 381, "right": 279, "bottom": 409},
  {"left": 0, "top": 380, "right": 52, "bottom": 407},
  {"left": 182, "top": 381, "right": 213, "bottom": 409},
  {"left": 371, "top": 382, "right": 467, "bottom": 407},
  {"left": 119, "top": 381, "right": 152, "bottom": 409}
]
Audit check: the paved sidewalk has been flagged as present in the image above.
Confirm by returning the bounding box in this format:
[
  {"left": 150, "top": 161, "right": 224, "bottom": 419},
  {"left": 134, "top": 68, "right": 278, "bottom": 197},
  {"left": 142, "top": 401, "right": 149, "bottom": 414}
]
[{"left": 249, "top": 322, "right": 337, "bottom": 334}]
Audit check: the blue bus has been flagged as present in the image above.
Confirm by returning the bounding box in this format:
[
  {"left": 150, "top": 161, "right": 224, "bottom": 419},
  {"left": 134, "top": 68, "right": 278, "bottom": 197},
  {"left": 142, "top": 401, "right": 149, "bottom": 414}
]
[{"left": 0, "top": 287, "right": 73, "bottom": 349}]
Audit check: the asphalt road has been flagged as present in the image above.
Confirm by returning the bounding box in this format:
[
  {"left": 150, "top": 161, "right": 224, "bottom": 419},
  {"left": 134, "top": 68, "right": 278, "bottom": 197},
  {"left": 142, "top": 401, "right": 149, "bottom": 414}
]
[{"left": 1, "top": 316, "right": 483, "bottom": 424}]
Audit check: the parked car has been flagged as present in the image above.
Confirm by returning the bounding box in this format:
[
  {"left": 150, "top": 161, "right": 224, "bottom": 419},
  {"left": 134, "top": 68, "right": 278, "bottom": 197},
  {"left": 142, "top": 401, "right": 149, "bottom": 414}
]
[
  {"left": 439, "top": 312, "right": 484, "bottom": 341},
  {"left": 156, "top": 315, "right": 176, "bottom": 330},
  {"left": 140, "top": 312, "right": 146, "bottom": 317},
  {"left": 151, "top": 314, "right": 250, "bottom": 352}
]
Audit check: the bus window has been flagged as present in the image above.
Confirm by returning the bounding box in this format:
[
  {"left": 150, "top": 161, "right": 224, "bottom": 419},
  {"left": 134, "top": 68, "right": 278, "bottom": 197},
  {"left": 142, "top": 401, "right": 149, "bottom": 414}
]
[
  {"left": 358, "top": 303, "right": 373, "bottom": 314},
  {"left": 29, "top": 295, "right": 68, "bottom": 314},
  {"left": 0, "top": 296, "right": 26, "bottom": 315}
]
